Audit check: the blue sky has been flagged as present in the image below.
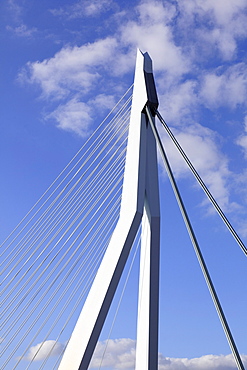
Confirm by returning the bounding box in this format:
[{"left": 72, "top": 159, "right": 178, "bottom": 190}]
[{"left": 1, "top": 0, "right": 247, "bottom": 369}]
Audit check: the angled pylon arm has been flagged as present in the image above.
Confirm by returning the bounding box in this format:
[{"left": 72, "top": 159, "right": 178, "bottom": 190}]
[{"left": 58, "top": 50, "right": 160, "bottom": 370}]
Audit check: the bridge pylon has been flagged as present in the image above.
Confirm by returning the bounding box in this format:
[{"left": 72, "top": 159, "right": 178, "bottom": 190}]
[{"left": 58, "top": 49, "right": 160, "bottom": 370}]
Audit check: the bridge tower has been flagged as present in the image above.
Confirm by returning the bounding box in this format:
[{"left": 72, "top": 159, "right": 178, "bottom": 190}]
[{"left": 58, "top": 50, "right": 161, "bottom": 370}]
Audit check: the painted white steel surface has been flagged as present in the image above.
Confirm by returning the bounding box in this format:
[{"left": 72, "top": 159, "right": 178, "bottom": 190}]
[
  {"left": 136, "top": 205, "right": 151, "bottom": 369},
  {"left": 58, "top": 50, "right": 153, "bottom": 370},
  {"left": 135, "top": 116, "right": 160, "bottom": 370}
]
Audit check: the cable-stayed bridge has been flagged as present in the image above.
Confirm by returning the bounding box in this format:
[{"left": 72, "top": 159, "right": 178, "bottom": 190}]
[{"left": 1, "top": 50, "right": 246, "bottom": 370}]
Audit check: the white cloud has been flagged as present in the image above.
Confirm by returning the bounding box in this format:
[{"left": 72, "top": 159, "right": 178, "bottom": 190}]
[
  {"left": 24, "top": 340, "right": 65, "bottom": 361},
  {"left": 6, "top": 23, "right": 37, "bottom": 38},
  {"left": 158, "top": 353, "right": 247, "bottom": 370},
  {"left": 190, "top": 0, "right": 247, "bottom": 27},
  {"left": 178, "top": 0, "right": 247, "bottom": 60},
  {"left": 44, "top": 93, "right": 116, "bottom": 137},
  {"left": 120, "top": 2, "right": 190, "bottom": 77},
  {"left": 84, "top": 0, "right": 113, "bottom": 17},
  {"left": 50, "top": 0, "right": 113, "bottom": 19},
  {"left": 198, "top": 28, "right": 237, "bottom": 61},
  {"left": 200, "top": 64, "right": 247, "bottom": 109},
  {"left": 236, "top": 116, "right": 247, "bottom": 159},
  {"left": 89, "top": 94, "right": 116, "bottom": 112},
  {"left": 237, "top": 135, "right": 247, "bottom": 159},
  {"left": 19, "top": 34, "right": 128, "bottom": 135},
  {"left": 6, "top": 1, "right": 37, "bottom": 38},
  {"left": 158, "top": 80, "right": 199, "bottom": 124},
  {"left": 20, "top": 37, "right": 118, "bottom": 99},
  {"left": 233, "top": 167, "right": 247, "bottom": 236},
  {"left": 89, "top": 338, "right": 136, "bottom": 369},
  {"left": 7, "top": 0, "right": 23, "bottom": 22},
  {"left": 158, "top": 122, "right": 231, "bottom": 211},
  {"left": 45, "top": 97, "right": 93, "bottom": 137}
]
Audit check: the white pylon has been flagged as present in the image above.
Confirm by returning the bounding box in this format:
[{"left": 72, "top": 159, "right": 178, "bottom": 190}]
[{"left": 58, "top": 49, "right": 160, "bottom": 370}]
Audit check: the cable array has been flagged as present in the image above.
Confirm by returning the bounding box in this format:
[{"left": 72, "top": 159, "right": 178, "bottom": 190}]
[
  {"left": 147, "top": 106, "right": 245, "bottom": 370},
  {"left": 1, "top": 85, "right": 133, "bottom": 370},
  {"left": 155, "top": 109, "right": 247, "bottom": 257}
]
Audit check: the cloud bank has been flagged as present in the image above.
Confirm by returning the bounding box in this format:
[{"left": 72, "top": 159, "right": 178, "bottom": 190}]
[
  {"left": 19, "top": 0, "right": 247, "bottom": 137},
  {"left": 23, "top": 338, "right": 247, "bottom": 370},
  {"left": 90, "top": 338, "right": 247, "bottom": 370}
]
